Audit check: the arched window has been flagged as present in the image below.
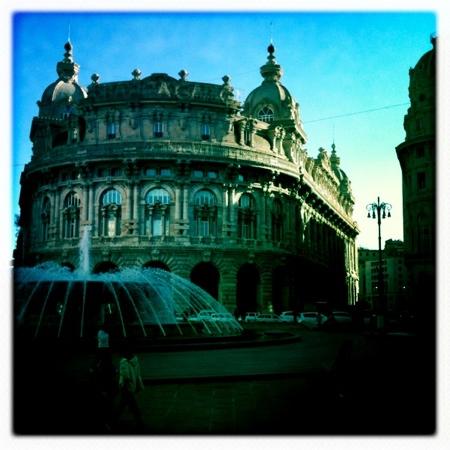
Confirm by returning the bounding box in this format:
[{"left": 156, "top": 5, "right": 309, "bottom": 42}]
[
  {"left": 271, "top": 198, "right": 283, "bottom": 242},
  {"left": 41, "top": 197, "right": 51, "bottom": 241},
  {"left": 194, "top": 189, "right": 217, "bottom": 237},
  {"left": 99, "top": 189, "right": 122, "bottom": 237},
  {"left": 145, "top": 188, "right": 171, "bottom": 236},
  {"left": 258, "top": 106, "right": 274, "bottom": 123},
  {"left": 62, "top": 191, "right": 81, "bottom": 238},
  {"left": 238, "top": 193, "right": 257, "bottom": 239}
]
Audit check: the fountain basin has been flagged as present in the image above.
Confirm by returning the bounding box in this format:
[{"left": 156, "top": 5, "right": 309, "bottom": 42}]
[{"left": 14, "top": 263, "right": 243, "bottom": 341}]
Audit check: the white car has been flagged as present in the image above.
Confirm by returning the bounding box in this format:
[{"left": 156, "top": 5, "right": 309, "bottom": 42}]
[
  {"left": 187, "top": 310, "right": 216, "bottom": 322},
  {"left": 279, "top": 311, "right": 299, "bottom": 323},
  {"left": 329, "top": 311, "right": 352, "bottom": 323},
  {"left": 244, "top": 312, "right": 260, "bottom": 322},
  {"left": 210, "top": 312, "right": 235, "bottom": 322},
  {"left": 255, "top": 313, "right": 281, "bottom": 323},
  {"left": 298, "top": 312, "right": 327, "bottom": 327}
]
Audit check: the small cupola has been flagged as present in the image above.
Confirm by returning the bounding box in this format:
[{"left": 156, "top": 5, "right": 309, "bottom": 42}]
[
  {"left": 243, "top": 43, "right": 306, "bottom": 143},
  {"left": 39, "top": 41, "right": 88, "bottom": 116}
]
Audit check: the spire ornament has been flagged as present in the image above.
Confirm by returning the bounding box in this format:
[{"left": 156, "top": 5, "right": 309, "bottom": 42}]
[
  {"left": 260, "top": 42, "right": 283, "bottom": 82},
  {"left": 56, "top": 41, "right": 80, "bottom": 82}
]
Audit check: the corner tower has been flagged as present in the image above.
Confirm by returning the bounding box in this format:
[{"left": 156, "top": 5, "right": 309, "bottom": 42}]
[{"left": 395, "top": 36, "right": 436, "bottom": 316}]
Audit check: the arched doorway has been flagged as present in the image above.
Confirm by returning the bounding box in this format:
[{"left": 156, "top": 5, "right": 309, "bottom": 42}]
[
  {"left": 190, "top": 262, "right": 220, "bottom": 300},
  {"left": 93, "top": 261, "right": 119, "bottom": 274},
  {"left": 143, "top": 261, "right": 170, "bottom": 271},
  {"left": 236, "top": 263, "right": 260, "bottom": 315}
]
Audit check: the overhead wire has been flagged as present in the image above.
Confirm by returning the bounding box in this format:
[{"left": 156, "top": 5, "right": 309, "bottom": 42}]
[
  {"left": 12, "top": 102, "right": 409, "bottom": 169},
  {"left": 304, "top": 103, "right": 409, "bottom": 124}
]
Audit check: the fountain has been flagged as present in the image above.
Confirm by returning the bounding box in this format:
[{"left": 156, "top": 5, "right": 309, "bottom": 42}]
[{"left": 14, "top": 227, "right": 242, "bottom": 342}]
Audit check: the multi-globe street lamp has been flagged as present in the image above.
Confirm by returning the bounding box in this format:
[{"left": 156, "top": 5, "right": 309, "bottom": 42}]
[{"left": 366, "top": 197, "right": 392, "bottom": 328}]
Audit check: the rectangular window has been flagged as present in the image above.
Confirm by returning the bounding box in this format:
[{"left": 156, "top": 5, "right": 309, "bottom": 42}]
[
  {"left": 193, "top": 170, "right": 203, "bottom": 178},
  {"left": 200, "top": 219, "right": 209, "bottom": 237},
  {"left": 152, "top": 216, "right": 163, "bottom": 236},
  {"left": 145, "top": 168, "right": 157, "bottom": 177},
  {"left": 417, "top": 172, "right": 426, "bottom": 190},
  {"left": 153, "top": 121, "right": 163, "bottom": 138},
  {"left": 160, "top": 168, "right": 171, "bottom": 177},
  {"left": 107, "top": 122, "right": 116, "bottom": 139},
  {"left": 207, "top": 171, "right": 217, "bottom": 179},
  {"left": 107, "top": 217, "right": 116, "bottom": 237},
  {"left": 111, "top": 168, "right": 122, "bottom": 177},
  {"left": 201, "top": 124, "right": 211, "bottom": 141}
]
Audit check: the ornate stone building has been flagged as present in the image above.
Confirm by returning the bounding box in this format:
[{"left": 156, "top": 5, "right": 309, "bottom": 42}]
[
  {"left": 16, "top": 41, "right": 359, "bottom": 314},
  {"left": 395, "top": 37, "right": 436, "bottom": 315}
]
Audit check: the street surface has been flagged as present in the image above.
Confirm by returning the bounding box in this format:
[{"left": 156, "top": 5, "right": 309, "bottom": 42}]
[{"left": 13, "top": 323, "right": 435, "bottom": 435}]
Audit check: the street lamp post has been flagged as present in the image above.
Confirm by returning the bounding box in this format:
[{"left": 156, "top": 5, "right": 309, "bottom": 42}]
[{"left": 366, "top": 197, "right": 392, "bottom": 329}]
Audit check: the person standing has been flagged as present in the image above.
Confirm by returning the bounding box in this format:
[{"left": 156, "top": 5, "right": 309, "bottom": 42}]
[
  {"left": 97, "top": 324, "right": 110, "bottom": 354},
  {"left": 114, "top": 343, "right": 145, "bottom": 430}
]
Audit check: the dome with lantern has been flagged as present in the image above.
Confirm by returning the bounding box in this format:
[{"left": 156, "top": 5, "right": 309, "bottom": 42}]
[
  {"left": 39, "top": 42, "right": 88, "bottom": 118},
  {"left": 243, "top": 43, "right": 306, "bottom": 142}
]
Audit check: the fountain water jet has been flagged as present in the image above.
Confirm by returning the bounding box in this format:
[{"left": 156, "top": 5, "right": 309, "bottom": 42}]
[
  {"left": 77, "top": 225, "right": 91, "bottom": 275},
  {"left": 14, "top": 227, "right": 242, "bottom": 341}
]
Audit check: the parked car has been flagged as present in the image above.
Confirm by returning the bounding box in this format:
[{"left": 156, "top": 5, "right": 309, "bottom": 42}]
[
  {"left": 279, "top": 311, "right": 300, "bottom": 323},
  {"left": 329, "top": 311, "right": 352, "bottom": 324},
  {"left": 298, "top": 312, "right": 327, "bottom": 327},
  {"left": 244, "top": 312, "right": 260, "bottom": 322},
  {"left": 174, "top": 312, "right": 185, "bottom": 322},
  {"left": 187, "top": 310, "right": 216, "bottom": 323},
  {"left": 210, "top": 312, "right": 235, "bottom": 322},
  {"left": 255, "top": 313, "right": 281, "bottom": 323}
]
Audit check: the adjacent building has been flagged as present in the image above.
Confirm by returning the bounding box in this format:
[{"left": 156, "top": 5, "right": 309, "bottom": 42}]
[
  {"left": 15, "top": 41, "right": 359, "bottom": 315},
  {"left": 395, "top": 37, "right": 436, "bottom": 314},
  {"left": 358, "top": 240, "right": 408, "bottom": 312}
]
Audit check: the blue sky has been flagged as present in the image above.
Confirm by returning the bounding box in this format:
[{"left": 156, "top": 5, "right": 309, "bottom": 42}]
[{"left": 11, "top": 11, "right": 436, "bottom": 251}]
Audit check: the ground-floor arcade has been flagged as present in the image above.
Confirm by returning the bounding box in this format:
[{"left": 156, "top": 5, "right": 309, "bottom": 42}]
[{"left": 28, "top": 245, "right": 358, "bottom": 315}]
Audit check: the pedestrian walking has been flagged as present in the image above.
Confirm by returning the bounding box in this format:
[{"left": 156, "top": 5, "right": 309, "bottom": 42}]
[{"left": 114, "top": 342, "right": 145, "bottom": 430}]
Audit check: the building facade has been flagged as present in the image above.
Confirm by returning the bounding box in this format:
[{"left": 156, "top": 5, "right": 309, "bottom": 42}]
[
  {"left": 395, "top": 37, "right": 436, "bottom": 315},
  {"left": 358, "top": 240, "right": 408, "bottom": 312},
  {"left": 16, "top": 42, "right": 359, "bottom": 315}
]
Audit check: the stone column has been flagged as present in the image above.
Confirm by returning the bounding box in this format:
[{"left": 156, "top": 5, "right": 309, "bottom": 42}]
[
  {"left": 127, "top": 183, "right": 133, "bottom": 222},
  {"left": 83, "top": 183, "right": 89, "bottom": 222},
  {"left": 260, "top": 191, "right": 266, "bottom": 241},
  {"left": 183, "top": 186, "right": 189, "bottom": 221},
  {"left": 89, "top": 184, "right": 96, "bottom": 235},
  {"left": 227, "top": 187, "right": 237, "bottom": 237},
  {"left": 174, "top": 186, "right": 181, "bottom": 221},
  {"left": 148, "top": 208, "right": 153, "bottom": 237},
  {"left": 51, "top": 189, "right": 58, "bottom": 238},
  {"left": 133, "top": 183, "right": 138, "bottom": 221},
  {"left": 265, "top": 193, "right": 271, "bottom": 241}
]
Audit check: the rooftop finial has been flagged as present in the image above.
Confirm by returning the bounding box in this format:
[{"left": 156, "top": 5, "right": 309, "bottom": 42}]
[
  {"left": 330, "top": 141, "right": 340, "bottom": 167},
  {"left": 57, "top": 40, "right": 79, "bottom": 82},
  {"left": 430, "top": 33, "right": 437, "bottom": 48},
  {"left": 260, "top": 42, "right": 282, "bottom": 82}
]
